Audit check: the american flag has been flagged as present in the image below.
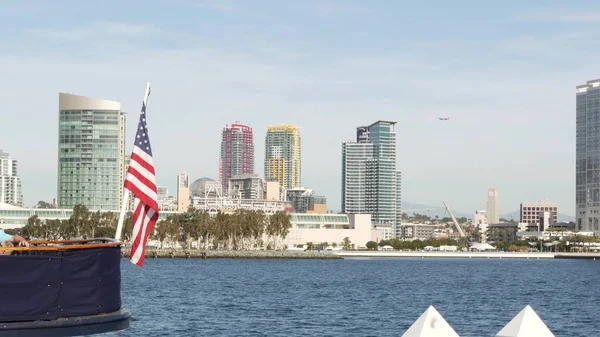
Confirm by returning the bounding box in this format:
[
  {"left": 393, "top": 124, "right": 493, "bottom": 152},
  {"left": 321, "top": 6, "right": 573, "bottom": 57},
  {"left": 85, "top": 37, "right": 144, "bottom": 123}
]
[{"left": 124, "top": 86, "right": 159, "bottom": 267}]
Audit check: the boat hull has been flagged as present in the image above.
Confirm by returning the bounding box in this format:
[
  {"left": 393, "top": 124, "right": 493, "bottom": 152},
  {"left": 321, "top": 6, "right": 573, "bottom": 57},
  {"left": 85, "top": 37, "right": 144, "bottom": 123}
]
[{"left": 0, "top": 307, "right": 130, "bottom": 337}]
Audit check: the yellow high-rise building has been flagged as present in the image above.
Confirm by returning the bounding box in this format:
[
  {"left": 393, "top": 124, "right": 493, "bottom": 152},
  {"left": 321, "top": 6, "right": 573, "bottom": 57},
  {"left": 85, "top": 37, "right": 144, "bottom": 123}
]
[{"left": 264, "top": 124, "right": 301, "bottom": 189}]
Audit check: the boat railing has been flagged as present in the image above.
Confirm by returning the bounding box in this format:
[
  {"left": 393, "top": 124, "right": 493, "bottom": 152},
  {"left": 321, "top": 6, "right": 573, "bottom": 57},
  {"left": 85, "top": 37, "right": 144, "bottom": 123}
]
[
  {"left": 0, "top": 237, "right": 123, "bottom": 323},
  {"left": 0, "top": 237, "right": 122, "bottom": 254}
]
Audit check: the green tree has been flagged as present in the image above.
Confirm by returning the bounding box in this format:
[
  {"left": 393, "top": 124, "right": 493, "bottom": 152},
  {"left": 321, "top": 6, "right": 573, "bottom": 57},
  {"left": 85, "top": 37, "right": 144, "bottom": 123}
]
[
  {"left": 366, "top": 241, "right": 377, "bottom": 250},
  {"left": 342, "top": 237, "right": 351, "bottom": 250},
  {"left": 34, "top": 201, "right": 53, "bottom": 209}
]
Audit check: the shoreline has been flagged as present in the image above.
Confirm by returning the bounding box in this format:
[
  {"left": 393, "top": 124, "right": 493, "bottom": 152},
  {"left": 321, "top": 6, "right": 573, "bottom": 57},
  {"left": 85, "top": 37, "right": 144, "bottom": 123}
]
[
  {"left": 336, "top": 251, "right": 600, "bottom": 260},
  {"left": 120, "top": 249, "right": 600, "bottom": 260},
  {"left": 121, "top": 249, "right": 343, "bottom": 259}
]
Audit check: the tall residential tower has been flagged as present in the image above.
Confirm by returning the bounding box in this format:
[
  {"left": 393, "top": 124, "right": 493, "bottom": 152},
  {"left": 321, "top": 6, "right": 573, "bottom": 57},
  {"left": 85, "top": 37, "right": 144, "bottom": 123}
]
[
  {"left": 342, "top": 121, "right": 401, "bottom": 237},
  {"left": 219, "top": 123, "right": 254, "bottom": 194},
  {"left": 57, "top": 93, "right": 125, "bottom": 210},
  {"left": 264, "top": 124, "right": 301, "bottom": 189},
  {"left": 576, "top": 79, "right": 600, "bottom": 232},
  {"left": 0, "top": 150, "right": 23, "bottom": 207}
]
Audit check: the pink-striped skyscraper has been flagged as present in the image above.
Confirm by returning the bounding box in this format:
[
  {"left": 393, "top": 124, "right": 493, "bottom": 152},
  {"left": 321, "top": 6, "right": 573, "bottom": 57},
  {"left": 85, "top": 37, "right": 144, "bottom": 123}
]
[{"left": 219, "top": 123, "right": 254, "bottom": 195}]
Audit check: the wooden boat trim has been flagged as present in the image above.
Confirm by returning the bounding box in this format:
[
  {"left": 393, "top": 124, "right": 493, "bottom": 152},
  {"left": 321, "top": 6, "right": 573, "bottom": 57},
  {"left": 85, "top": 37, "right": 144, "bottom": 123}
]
[{"left": 0, "top": 237, "right": 122, "bottom": 252}]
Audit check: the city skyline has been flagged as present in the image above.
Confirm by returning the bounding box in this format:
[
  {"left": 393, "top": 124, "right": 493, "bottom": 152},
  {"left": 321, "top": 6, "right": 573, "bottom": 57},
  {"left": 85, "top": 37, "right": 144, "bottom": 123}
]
[{"left": 2, "top": 1, "right": 600, "bottom": 214}]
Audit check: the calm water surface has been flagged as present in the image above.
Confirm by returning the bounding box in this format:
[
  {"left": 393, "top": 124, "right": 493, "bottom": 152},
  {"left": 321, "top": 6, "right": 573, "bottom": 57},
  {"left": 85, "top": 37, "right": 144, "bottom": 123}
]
[{"left": 106, "top": 258, "right": 599, "bottom": 336}]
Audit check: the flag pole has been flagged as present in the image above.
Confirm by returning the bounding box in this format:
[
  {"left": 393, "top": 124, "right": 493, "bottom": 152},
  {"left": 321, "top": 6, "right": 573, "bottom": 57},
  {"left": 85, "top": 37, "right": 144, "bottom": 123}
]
[{"left": 115, "top": 82, "right": 151, "bottom": 241}]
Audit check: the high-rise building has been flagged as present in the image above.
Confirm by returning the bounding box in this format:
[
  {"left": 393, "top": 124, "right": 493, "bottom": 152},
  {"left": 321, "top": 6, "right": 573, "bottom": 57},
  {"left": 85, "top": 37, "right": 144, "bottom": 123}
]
[
  {"left": 0, "top": 150, "right": 23, "bottom": 207},
  {"left": 396, "top": 171, "right": 402, "bottom": 238},
  {"left": 177, "top": 172, "right": 190, "bottom": 212},
  {"left": 264, "top": 124, "right": 301, "bottom": 189},
  {"left": 520, "top": 200, "right": 558, "bottom": 225},
  {"left": 219, "top": 123, "right": 254, "bottom": 194},
  {"left": 576, "top": 79, "right": 600, "bottom": 232},
  {"left": 57, "top": 93, "right": 125, "bottom": 210},
  {"left": 486, "top": 185, "right": 500, "bottom": 224},
  {"left": 342, "top": 121, "right": 400, "bottom": 236}
]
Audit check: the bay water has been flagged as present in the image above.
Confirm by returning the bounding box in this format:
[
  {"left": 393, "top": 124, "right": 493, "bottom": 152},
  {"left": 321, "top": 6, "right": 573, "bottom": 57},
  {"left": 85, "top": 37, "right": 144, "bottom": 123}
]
[{"left": 107, "top": 258, "right": 599, "bottom": 336}]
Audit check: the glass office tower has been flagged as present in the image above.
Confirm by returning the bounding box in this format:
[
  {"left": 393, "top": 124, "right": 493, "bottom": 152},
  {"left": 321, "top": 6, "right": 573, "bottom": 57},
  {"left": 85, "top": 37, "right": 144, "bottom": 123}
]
[
  {"left": 342, "top": 121, "right": 400, "bottom": 237},
  {"left": 576, "top": 79, "right": 600, "bottom": 233},
  {"left": 57, "top": 93, "right": 125, "bottom": 210}
]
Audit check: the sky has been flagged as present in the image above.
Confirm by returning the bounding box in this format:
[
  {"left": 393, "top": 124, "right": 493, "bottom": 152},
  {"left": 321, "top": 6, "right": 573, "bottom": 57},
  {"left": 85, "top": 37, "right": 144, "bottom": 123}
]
[{"left": 1, "top": 0, "right": 600, "bottom": 215}]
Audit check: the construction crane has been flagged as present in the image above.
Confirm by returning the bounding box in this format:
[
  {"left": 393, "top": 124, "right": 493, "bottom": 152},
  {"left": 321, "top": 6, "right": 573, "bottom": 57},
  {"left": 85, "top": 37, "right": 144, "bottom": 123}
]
[{"left": 443, "top": 201, "right": 466, "bottom": 238}]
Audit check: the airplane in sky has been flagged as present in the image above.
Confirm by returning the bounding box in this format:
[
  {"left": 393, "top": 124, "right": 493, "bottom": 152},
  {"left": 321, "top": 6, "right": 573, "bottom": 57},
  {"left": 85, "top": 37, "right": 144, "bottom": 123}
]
[{"left": 439, "top": 117, "right": 450, "bottom": 121}]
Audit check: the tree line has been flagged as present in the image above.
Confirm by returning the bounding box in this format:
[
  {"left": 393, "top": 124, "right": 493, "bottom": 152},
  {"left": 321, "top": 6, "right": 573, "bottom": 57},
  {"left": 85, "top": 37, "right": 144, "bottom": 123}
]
[{"left": 12, "top": 205, "right": 291, "bottom": 250}]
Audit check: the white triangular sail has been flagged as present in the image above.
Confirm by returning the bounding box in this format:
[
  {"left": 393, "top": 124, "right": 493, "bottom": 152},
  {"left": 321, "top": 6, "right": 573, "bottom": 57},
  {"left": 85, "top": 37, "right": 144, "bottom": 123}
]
[
  {"left": 496, "top": 305, "right": 555, "bottom": 337},
  {"left": 401, "top": 305, "right": 459, "bottom": 337}
]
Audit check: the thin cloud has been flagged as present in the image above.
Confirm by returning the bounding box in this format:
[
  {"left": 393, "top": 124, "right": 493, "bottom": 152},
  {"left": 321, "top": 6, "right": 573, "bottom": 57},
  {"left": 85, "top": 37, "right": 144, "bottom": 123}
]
[
  {"left": 513, "top": 8, "right": 600, "bottom": 23},
  {"left": 183, "top": 0, "right": 237, "bottom": 12},
  {"left": 29, "top": 22, "right": 159, "bottom": 40}
]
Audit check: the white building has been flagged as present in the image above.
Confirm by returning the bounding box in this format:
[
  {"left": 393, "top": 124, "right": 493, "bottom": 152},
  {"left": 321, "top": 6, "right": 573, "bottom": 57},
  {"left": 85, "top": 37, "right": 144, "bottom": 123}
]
[
  {"left": 157, "top": 187, "right": 177, "bottom": 211},
  {"left": 284, "top": 213, "right": 384, "bottom": 249},
  {"left": 190, "top": 196, "right": 289, "bottom": 215},
  {"left": 0, "top": 150, "right": 22, "bottom": 207},
  {"left": 399, "top": 223, "right": 441, "bottom": 240},
  {"left": 473, "top": 210, "right": 488, "bottom": 242}
]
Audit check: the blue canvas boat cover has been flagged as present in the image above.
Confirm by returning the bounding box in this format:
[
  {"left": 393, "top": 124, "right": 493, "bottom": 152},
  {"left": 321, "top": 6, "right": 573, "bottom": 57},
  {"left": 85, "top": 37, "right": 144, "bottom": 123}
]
[{"left": 0, "top": 247, "right": 122, "bottom": 322}]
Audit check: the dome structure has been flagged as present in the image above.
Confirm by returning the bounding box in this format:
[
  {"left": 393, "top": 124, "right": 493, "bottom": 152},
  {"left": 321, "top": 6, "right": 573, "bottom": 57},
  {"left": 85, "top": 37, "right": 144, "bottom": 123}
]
[{"left": 190, "top": 178, "right": 222, "bottom": 198}]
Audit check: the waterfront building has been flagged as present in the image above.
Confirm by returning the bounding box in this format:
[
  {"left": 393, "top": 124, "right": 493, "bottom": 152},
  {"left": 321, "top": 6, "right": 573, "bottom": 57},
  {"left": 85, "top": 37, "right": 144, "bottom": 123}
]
[
  {"left": 486, "top": 185, "right": 500, "bottom": 224},
  {"left": 0, "top": 150, "right": 23, "bottom": 207},
  {"left": 176, "top": 172, "right": 190, "bottom": 212},
  {"left": 399, "top": 223, "right": 442, "bottom": 241},
  {"left": 577, "top": 79, "right": 600, "bottom": 232},
  {"left": 473, "top": 210, "right": 488, "bottom": 242},
  {"left": 188, "top": 177, "right": 288, "bottom": 214},
  {"left": 57, "top": 93, "right": 125, "bottom": 211},
  {"left": 342, "top": 121, "right": 400, "bottom": 237},
  {"left": 286, "top": 187, "right": 327, "bottom": 214},
  {"left": 0, "top": 202, "right": 175, "bottom": 229},
  {"left": 229, "top": 174, "right": 265, "bottom": 199},
  {"left": 283, "top": 213, "right": 384, "bottom": 249},
  {"left": 157, "top": 187, "right": 177, "bottom": 212},
  {"left": 520, "top": 200, "right": 558, "bottom": 226},
  {"left": 487, "top": 223, "right": 517, "bottom": 242},
  {"left": 189, "top": 195, "right": 289, "bottom": 215},
  {"left": 219, "top": 123, "right": 254, "bottom": 194},
  {"left": 264, "top": 124, "right": 301, "bottom": 189}
]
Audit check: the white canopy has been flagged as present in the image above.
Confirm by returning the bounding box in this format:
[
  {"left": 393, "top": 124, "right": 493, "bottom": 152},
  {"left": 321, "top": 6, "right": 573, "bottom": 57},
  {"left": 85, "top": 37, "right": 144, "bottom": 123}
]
[
  {"left": 496, "top": 305, "right": 555, "bottom": 337},
  {"left": 470, "top": 243, "right": 496, "bottom": 251},
  {"left": 401, "top": 306, "right": 459, "bottom": 337}
]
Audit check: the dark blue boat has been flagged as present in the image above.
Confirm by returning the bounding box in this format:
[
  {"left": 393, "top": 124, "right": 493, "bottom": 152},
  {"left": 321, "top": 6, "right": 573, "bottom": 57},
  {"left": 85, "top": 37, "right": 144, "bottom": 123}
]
[{"left": 0, "top": 238, "right": 130, "bottom": 337}]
